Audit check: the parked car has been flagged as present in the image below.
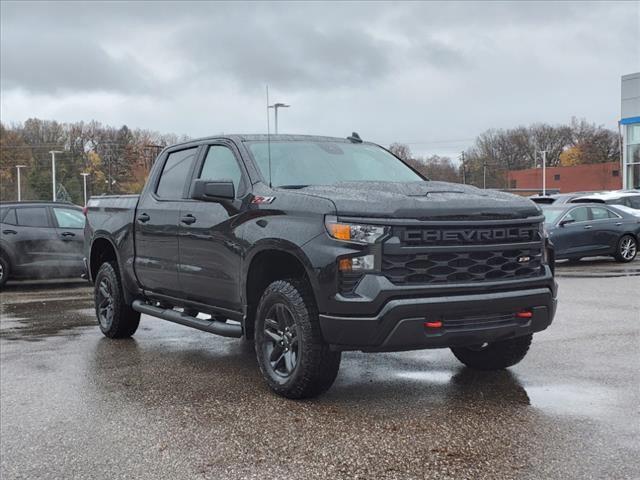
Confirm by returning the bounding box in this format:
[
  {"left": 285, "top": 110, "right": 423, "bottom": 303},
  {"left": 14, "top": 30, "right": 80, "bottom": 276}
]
[
  {"left": 541, "top": 204, "right": 639, "bottom": 263},
  {"left": 569, "top": 191, "right": 640, "bottom": 211},
  {"left": 85, "top": 134, "right": 557, "bottom": 399},
  {"left": 0, "top": 201, "right": 85, "bottom": 287},
  {"left": 530, "top": 192, "right": 596, "bottom": 205}
]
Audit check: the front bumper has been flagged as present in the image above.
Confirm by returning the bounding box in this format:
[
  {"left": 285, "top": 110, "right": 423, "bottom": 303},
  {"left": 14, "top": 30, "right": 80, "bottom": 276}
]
[{"left": 319, "top": 286, "right": 556, "bottom": 352}]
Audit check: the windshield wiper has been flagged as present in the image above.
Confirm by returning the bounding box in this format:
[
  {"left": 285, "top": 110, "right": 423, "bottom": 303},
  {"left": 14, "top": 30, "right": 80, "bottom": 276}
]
[{"left": 277, "top": 185, "right": 310, "bottom": 189}]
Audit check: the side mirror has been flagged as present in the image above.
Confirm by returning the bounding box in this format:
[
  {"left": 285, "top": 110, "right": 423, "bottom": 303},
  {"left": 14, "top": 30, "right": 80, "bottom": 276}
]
[
  {"left": 559, "top": 218, "right": 575, "bottom": 227},
  {"left": 191, "top": 179, "right": 235, "bottom": 202}
]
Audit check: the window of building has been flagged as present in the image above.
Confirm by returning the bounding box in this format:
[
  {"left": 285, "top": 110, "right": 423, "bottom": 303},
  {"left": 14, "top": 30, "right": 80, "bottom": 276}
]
[
  {"left": 199, "top": 146, "right": 243, "bottom": 195},
  {"left": 156, "top": 148, "right": 198, "bottom": 199},
  {"left": 510, "top": 179, "right": 517, "bottom": 188},
  {"left": 16, "top": 207, "right": 50, "bottom": 227},
  {"left": 554, "top": 174, "right": 560, "bottom": 181},
  {"left": 612, "top": 170, "right": 620, "bottom": 177}
]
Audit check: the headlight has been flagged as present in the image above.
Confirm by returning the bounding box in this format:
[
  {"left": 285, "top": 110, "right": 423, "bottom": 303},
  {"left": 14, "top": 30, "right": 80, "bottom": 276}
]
[{"left": 325, "top": 216, "right": 387, "bottom": 244}]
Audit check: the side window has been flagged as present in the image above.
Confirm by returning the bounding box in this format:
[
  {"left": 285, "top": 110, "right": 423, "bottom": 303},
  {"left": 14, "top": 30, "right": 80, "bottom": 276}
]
[
  {"left": 156, "top": 147, "right": 198, "bottom": 199},
  {"left": 607, "top": 209, "right": 620, "bottom": 219},
  {"left": 199, "top": 146, "right": 243, "bottom": 194},
  {"left": 53, "top": 208, "right": 85, "bottom": 229},
  {"left": 1, "top": 208, "right": 17, "bottom": 225},
  {"left": 630, "top": 196, "right": 640, "bottom": 209},
  {"left": 590, "top": 207, "right": 611, "bottom": 220},
  {"left": 16, "top": 207, "right": 50, "bottom": 227},
  {"left": 564, "top": 207, "right": 589, "bottom": 223}
]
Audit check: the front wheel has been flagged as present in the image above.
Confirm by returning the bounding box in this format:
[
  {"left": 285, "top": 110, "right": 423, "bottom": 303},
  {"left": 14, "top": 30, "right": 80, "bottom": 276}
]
[
  {"left": 94, "top": 262, "right": 140, "bottom": 338},
  {"left": 255, "top": 279, "right": 341, "bottom": 399},
  {"left": 614, "top": 234, "right": 637, "bottom": 263},
  {"left": 451, "top": 334, "right": 532, "bottom": 370},
  {"left": 0, "top": 255, "right": 10, "bottom": 289}
]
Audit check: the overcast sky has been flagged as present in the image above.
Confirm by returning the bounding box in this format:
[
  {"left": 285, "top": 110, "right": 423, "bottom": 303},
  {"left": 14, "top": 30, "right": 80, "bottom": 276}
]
[{"left": 1, "top": 1, "right": 638, "bottom": 157}]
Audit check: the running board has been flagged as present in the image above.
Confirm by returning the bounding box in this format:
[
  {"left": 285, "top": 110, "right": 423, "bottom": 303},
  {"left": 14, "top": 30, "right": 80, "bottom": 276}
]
[{"left": 131, "top": 300, "right": 242, "bottom": 338}]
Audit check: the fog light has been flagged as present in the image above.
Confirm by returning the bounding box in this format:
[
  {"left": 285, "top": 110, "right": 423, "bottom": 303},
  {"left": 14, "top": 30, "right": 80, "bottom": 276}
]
[{"left": 338, "top": 254, "right": 375, "bottom": 272}]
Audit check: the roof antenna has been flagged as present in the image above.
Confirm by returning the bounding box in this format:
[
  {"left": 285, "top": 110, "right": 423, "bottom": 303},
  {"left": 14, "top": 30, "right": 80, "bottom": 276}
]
[
  {"left": 266, "top": 85, "right": 273, "bottom": 188},
  {"left": 347, "top": 132, "right": 362, "bottom": 143}
]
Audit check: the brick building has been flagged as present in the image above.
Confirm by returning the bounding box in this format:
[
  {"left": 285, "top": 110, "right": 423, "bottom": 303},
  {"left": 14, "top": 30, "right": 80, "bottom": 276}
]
[{"left": 507, "top": 162, "right": 622, "bottom": 193}]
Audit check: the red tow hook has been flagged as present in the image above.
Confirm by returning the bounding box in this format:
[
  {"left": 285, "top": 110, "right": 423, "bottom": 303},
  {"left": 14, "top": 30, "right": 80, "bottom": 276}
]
[
  {"left": 424, "top": 321, "right": 443, "bottom": 329},
  {"left": 516, "top": 310, "right": 533, "bottom": 319}
]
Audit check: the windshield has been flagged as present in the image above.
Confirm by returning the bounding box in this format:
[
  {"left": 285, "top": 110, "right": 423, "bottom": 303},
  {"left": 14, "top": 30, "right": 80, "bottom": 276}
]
[
  {"left": 244, "top": 140, "right": 423, "bottom": 187},
  {"left": 541, "top": 208, "right": 565, "bottom": 225}
]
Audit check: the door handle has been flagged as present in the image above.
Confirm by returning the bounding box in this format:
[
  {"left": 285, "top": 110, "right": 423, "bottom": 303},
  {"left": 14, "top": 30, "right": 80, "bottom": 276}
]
[
  {"left": 61, "top": 231, "right": 76, "bottom": 238},
  {"left": 137, "top": 213, "right": 150, "bottom": 223},
  {"left": 583, "top": 225, "right": 592, "bottom": 229},
  {"left": 616, "top": 222, "right": 622, "bottom": 226},
  {"left": 180, "top": 214, "right": 196, "bottom": 225},
  {"left": 2, "top": 229, "right": 17, "bottom": 235}
]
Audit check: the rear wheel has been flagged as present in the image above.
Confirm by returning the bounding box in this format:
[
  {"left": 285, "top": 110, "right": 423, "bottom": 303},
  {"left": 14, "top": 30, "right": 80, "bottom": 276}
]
[
  {"left": 451, "top": 334, "right": 532, "bottom": 370},
  {"left": 255, "top": 279, "right": 341, "bottom": 399},
  {"left": 0, "top": 255, "right": 9, "bottom": 288},
  {"left": 94, "top": 262, "right": 140, "bottom": 338},
  {"left": 614, "top": 235, "right": 637, "bottom": 263}
]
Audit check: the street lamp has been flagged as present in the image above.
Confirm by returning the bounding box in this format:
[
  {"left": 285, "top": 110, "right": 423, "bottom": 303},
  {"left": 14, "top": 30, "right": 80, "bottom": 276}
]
[
  {"left": 268, "top": 102, "right": 290, "bottom": 134},
  {"left": 49, "top": 151, "right": 63, "bottom": 201},
  {"left": 80, "top": 172, "right": 90, "bottom": 206},
  {"left": 15, "top": 165, "right": 27, "bottom": 201}
]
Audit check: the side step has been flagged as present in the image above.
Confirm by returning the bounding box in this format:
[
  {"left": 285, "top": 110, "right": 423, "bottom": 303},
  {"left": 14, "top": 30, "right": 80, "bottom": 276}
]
[{"left": 131, "top": 300, "right": 242, "bottom": 338}]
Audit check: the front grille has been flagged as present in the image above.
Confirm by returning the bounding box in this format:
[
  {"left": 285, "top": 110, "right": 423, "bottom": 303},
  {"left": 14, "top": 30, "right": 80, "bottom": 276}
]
[
  {"left": 441, "top": 312, "right": 523, "bottom": 331},
  {"left": 381, "top": 220, "right": 545, "bottom": 286}
]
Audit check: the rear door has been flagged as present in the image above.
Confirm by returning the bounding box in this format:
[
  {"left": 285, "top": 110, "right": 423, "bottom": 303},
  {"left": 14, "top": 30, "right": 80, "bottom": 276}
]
[
  {"left": 177, "top": 143, "right": 247, "bottom": 311},
  {"left": 588, "top": 206, "right": 624, "bottom": 253},
  {"left": 134, "top": 146, "right": 200, "bottom": 296},
  {"left": 51, "top": 206, "right": 86, "bottom": 273}
]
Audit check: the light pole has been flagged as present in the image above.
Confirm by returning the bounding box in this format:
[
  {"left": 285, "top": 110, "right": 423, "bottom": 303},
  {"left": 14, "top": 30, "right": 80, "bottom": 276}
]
[
  {"left": 49, "top": 151, "right": 63, "bottom": 201},
  {"left": 80, "top": 172, "right": 90, "bottom": 206},
  {"left": 538, "top": 150, "right": 548, "bottom": 196},
  {"left": 268, "top": 102, "right": 290, "bottom": 134},
  {"left": 15, "top": 165, "right": 27, "bottom": 201}
]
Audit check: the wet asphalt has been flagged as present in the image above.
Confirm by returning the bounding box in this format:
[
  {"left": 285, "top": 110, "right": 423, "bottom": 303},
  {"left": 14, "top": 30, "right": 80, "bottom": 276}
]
[{"left": 1, "top": 259, "right": 639, "bottom": 480}]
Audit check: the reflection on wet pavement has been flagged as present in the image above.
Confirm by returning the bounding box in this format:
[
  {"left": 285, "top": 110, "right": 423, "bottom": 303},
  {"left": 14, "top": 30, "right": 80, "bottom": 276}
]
[{"left": 1, "top": 269, "right": 638, "bottom": 479}]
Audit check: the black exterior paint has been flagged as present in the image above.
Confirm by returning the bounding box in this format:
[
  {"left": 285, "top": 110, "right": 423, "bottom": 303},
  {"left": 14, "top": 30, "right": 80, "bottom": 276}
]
[{"left": 85, "top": 134, "right": 558, "bottom": 352}]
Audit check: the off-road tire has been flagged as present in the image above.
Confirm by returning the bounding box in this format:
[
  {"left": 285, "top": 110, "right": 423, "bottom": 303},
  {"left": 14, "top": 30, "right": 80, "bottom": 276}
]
[
  {"left": 451, "top": 334, "right": 533, "bottom": 370},
  {"left": 614, "top": 234, "right": 637, "bottom": 263},
  {"left": 0, "top": 255, "right": 10, "bottom": 289},
  {"left": 94, "top": 262, "right": 140, "bottom": 338},
  {"left": 255, "top": 279, "right": 341, "bottom": 399}
]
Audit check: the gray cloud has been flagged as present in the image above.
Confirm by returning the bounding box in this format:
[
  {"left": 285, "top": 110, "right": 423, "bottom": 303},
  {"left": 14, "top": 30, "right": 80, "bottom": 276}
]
[{"left": 1, "top": 1, "right": 637, "bottom": 157}]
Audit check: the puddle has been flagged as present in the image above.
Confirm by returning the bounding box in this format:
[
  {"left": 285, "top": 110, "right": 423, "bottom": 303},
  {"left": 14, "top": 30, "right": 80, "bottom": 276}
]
[{"left": 525, "top": 383, "right": 618, "bottom": 418}]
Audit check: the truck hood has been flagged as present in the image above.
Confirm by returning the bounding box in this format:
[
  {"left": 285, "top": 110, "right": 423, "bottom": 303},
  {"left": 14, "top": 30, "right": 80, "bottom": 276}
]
[{"left": 292, "top": 181, "right": 541, "bottom": 220}]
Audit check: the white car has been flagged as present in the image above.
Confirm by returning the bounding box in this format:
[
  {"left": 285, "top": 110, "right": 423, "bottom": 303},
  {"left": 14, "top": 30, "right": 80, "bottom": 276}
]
[{"left": 570, "top": 191, "right": 640, "bottom": 212}]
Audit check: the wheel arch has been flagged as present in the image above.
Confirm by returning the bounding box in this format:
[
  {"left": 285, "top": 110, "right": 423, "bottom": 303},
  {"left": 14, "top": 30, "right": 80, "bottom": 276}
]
[{"left": 242, "top": 242, "right": 318, "bottom": 340}]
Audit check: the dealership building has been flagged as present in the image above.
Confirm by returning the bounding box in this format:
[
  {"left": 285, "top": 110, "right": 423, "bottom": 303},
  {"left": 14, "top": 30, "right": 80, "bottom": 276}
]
[{"left": 621, "top": 72, "right": 640, "bottom": 189}]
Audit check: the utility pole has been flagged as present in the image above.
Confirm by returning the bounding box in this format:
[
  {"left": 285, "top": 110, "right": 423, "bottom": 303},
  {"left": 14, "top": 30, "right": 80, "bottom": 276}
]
[
  {"left": 460, "top": 151, "right": 466, "bottom": 184},
  {"left": 15, "top": 165, "right": 26, "bottom": 201},
  {"left": 49, "top": 151, "right": 63, "bottom": 201},
  {"left": 268, "top": 102, "right": 290, "bottom": 134},
  {"left": 80, "top": 173, "right": 90, "bottom": 206},
  {"left": 483, "top": 160, "right": 487, "bottom": 189}
]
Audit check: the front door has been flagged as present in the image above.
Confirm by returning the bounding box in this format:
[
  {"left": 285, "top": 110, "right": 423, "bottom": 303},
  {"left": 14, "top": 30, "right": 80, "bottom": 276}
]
[
  {"left": 551, "top": 206, "right": 593, "bottom": 257},
  {"left": 178, "top": 143, "right": 246, "bottom": 311},
  {"left": 51, "top": 206, "right": 86, "bottom": 274},
  {"left": 134, "top": 146, "right": 199, "bottom": 296}
]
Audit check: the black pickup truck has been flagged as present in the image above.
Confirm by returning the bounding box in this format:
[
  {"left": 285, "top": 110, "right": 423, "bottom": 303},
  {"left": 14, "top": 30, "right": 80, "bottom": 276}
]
[{"left": 85, "top": 134, "right": 557, "bottom": 398}]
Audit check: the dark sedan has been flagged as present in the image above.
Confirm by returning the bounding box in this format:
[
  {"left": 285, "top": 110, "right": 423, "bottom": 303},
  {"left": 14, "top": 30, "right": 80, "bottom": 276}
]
[
  {"left": 0, "top": 201, "right": 86, "bottom": 287},
  {"left": 542, "top": 204, "right": 639, "bottom": 263}
]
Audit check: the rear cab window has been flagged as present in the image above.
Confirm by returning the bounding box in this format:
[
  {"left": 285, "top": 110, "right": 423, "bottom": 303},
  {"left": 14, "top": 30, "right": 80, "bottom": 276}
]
[{"left": 156, "top": 147, "right": 199, "bottom": 199}]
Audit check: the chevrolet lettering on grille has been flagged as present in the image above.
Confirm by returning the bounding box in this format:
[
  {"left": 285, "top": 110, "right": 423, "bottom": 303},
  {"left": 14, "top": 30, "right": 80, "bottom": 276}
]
[{"left": 404, "top": 227, "right": 535, "bottom": 243}]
